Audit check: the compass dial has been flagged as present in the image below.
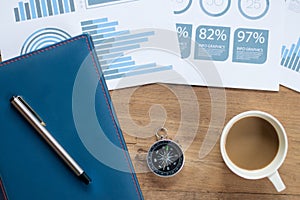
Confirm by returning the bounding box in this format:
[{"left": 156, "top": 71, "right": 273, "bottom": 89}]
[{"left": 147, "top": 140, "right": 184, "bottom": 177}]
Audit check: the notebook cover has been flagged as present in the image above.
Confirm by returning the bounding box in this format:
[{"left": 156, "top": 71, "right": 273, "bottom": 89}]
[
  {"left": 0, "top": 176, "right": 8, "bottom": 200},
  {"left": 0, "top": 34, "right": 143, "bottom": 200}
]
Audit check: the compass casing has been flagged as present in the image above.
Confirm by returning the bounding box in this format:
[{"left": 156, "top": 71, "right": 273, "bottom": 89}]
[{"left": 147, "top": 139, "right": 184, "bottom": 177}]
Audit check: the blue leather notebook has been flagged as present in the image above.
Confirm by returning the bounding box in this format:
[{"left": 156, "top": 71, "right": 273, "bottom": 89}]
[{"left": 0, "top": 34, "right": 143, "bottom": 200}]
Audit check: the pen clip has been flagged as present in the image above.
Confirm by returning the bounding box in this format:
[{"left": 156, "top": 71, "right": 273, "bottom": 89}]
[{"left": 14, "top": 96, "right": 46, "bottom": 126}]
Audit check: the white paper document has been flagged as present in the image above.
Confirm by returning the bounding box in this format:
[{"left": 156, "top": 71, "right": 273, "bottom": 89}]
[
  {"left": 0, "top": 0, "right": 179, "bottom": 90},
  {"left": 280, "top": 0, "right": 300, "bottom": 92},
  {"left": 168, "top": 0, "right": 285, "bottom": 91}
]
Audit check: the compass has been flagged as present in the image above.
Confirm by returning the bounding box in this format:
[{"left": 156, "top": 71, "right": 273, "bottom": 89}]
[{"left": 147, "top": 128, "right": 184, "bottom": 177}]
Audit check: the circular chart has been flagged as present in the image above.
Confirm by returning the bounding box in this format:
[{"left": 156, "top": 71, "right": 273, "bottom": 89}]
[
  {"left": 172, "top": 0, "right": 193, "bottom": 14},
  {"left": 21, "top": 28, "right": 71, "bottom": 55},
  {"left": 238, "top": 0, "right": 269, "bottom": 20},
  {"left": 199, "top": 0, "right": 231, "bottom": 17}
]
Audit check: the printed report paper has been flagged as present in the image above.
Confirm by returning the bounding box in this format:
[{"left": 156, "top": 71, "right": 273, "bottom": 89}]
[
  {"left": 166, "top": 0, "right": 285, "bottom": 91},
  {"left": 0, "top": 0, "right": 179, "bottom": 90},
  {"left": 280, "top": 0, "right": 300, "bottom": 92}
]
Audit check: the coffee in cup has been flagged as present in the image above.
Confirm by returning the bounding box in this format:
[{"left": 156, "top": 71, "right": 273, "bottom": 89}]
[{"left": 220, "top": 111, "right": 288, "bottom": 192}]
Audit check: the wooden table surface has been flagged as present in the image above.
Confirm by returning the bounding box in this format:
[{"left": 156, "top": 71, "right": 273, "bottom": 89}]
[{"left": 110, "top": 84, "right": 300, "bottom": 200}]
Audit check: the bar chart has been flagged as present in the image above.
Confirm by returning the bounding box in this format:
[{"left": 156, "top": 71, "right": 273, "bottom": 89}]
[
  {"left": 14, "top": 0, "right": 75, "bottom": 22},
  {"left": 281, "top": 38, "right": 300, "bottom": 71},
  {"left": 81, "top": 17, "right": 173, "bottom": 81}
]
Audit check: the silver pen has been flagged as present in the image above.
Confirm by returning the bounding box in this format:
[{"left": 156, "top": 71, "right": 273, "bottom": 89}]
[{"left": 10, "top": 95, "right": 91, "bottom": 185}]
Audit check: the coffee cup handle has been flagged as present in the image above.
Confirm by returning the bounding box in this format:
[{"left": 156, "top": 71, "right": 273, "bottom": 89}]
[{"left": 268, "top": 171, "right": 286, "bottom": 192}]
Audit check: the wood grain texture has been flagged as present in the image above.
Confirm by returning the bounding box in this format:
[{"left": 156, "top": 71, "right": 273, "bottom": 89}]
[{"left": 110, "top": 84, "right": 300, "bottom": 200}]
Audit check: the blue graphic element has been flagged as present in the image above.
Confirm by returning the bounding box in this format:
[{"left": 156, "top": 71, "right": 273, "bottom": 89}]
[
  {"left": 97, "top": 38, "right": 148, "bottom": 49},
  {"left": 296, "top": 53, "right": 300, "bottom": 72},
  {"left": 285, "top": 44, "right": 295, "bottom": 68},
  {"left": 238, "top": 0, "right": 269, "bottom": 20},
  {"left": 82, "top": 22, "right": 119, "bottom": 31},
  {"left": 81, "top": 18, "right": 108, "bottom": 25},
  {"left": 281, "top": 38, "right": 300, "bottom": 71},
  {"left": 14, "top": 8, "right": 20, "bottom": 22},
  {"left": 35, "top": 0, "right": 42, "bottom": 17},
  {"left": 99, "top": 52, "right": 124, "bottom": 60},
  {"left": 97, "top": 44, "right": 141, "bottom": 55},
  {"left": 14, "top": 0, "right": 75, "bottom": 22},
  {"left": 58, "top": 0, "right": 64, "bottom": 13},
  {"left": 105, "top": 65, "right": 173, "bottom": 80},
  {"left": 86, "top": 0, "right": 138, "bottom": 8},
  {"left": 21, "top": 28, "right": 71, "bottom": 55},
  {"left": 81, "top": 17, "right": 173, "bottom": 81},
  {"left": 232, "top": 28, "right": 269, "bottom": 64},
  {"left": 176, "top": 23, "right": 193, "bottom": 58},
  {"left": 63, "top": 0, "right": 70, "bottom": 12},
  {"left": 30, "top": 0, "right": 37, "bottom": 18},
  {"left": 100, "top": 56, "right": 132, "bottom": 66},
  {"left": 103, "top": 61, "right": 136, "bottom": 70},
  {"left": 194, "top": 25, "right": 230, "bottom": 61},
  {"left": 88, "top": 0, "right": 125, "bottom": 5},
  {"left": 52, "top": 0, "right": 59, "bottom": 15},
  {"left": 41, "top": 0, "right": 48, "bottom": 17},
  {"left": 25, "top": 3, "right": 31, "bottom": 19},
  {"left": 102, "top": 30, "right": 131, "bottom": 39},
  {"left": 199, "top": 0, "right": 231, "bottom": 17},
  {"left": 173, "top": 0, "right": 192, "bottom": 14},
  {"left": 47, "top": 0, "right": 53, "bottom": 16},
  {"left": 18, "top": 2, "right": 26, "bottom": 21}
]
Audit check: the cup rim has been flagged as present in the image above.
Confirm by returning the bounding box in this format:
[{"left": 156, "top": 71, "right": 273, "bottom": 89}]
[{"left": 220, "top": 110, "right": 288, "bottom": 180}]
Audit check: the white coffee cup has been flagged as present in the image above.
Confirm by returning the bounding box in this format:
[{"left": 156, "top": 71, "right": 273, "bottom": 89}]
[{"left": 220, "top": 111, "right": 288, "bottom": 192}]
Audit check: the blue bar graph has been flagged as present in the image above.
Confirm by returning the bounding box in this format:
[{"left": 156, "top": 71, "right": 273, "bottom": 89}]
[
  {"left": 14, "top": 0, "right": 76, "bottom": 22},
  {"left": 281, "top": 38, "right": 300, "bottom": 72},
  {"left": 81, "top": 17, "right": 173, "bottom": 81}
]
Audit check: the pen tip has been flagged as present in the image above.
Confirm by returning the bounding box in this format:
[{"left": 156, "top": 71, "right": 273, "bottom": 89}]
[
  {"left": 10, "top": 96, "right": 17, "bottom": 102},
  {"left": 79, "top": 172, "right": 91, "bottom": 185}
]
